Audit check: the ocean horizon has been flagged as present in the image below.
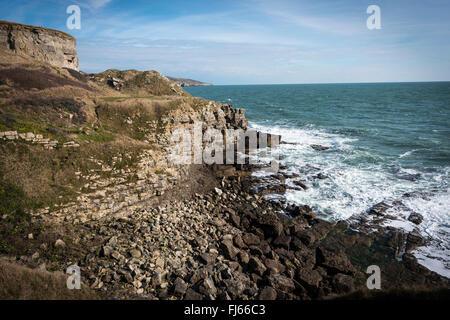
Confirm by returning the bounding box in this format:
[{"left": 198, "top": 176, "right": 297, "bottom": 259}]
[{"left": 204, "top": 81, "right": 450, "bottom": 86}]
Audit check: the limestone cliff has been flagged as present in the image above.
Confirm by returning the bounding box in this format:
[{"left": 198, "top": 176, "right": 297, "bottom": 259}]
[{"left": 0, "top": 21, "right": 78, "bottom": 70}]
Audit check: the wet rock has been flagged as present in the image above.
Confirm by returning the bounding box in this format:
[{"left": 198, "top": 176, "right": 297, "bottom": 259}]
[
  {"left": 317, "top": 247, "right": 355, "bottom": 275},
  {"left": 369, "top": 202, "right": 391, "bottom": 216},
  {"left": 290, "top": 205, "right": 315, "bottom": 219},
  {"left": 406, "top": 230, "right": 427, "bottom": 253},
  {"left": 313, "top": 173, "right": 328, "bottom": 180},
  {"left": 311, "top": 144, "right": 330, "bottom": 151},
  {"left": 408, "top": 212, "right": 424, "bottom": 225},
  {"left": 395, "top": 172, "right": 421, "bottom": 181},
  {"left": 386, "top": 230, "right": 407, "bottom": 259},
  {"left": 292, "top": 180, "right": 308, "bottom": 190}
]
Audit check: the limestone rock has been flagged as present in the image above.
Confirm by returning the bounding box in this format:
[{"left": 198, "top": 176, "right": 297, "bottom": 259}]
[{"left": 0, "top": 21, "right": 78, "bottom": 70}]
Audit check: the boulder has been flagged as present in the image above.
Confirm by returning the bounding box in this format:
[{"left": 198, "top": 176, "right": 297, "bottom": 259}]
[
  {"left": 258, "top": 286, "right": 277, "bottom": 300},
  {"left": 317, "top": 247, "right": 355, "bottom": 275},
  {"left": 199, "top": 252, "right": 217, "bottom": 265},
  {"left": 184, "top": 288, "right": 203, "bottom": 300},
  {"left": 267, "top": 274, "right": 295, "bottom": 293},
  {"left": 273, "top": 233, "right": 291, "bottom": 249},
  {"left": 198, "top": 278, "right": 217, "bottom": 297},
  {"left": 129, "top": 249, "right": 142, "bottom": 259},
  {"left": 311, "top": 144, "right": 330, "bottom": 151},
  {"left": 296, "top": 268, "right": 322, "bottom": 290},
  {"left": 257, "top": 214, "right": 283, "bottom": 238},
  {"left": 220, "top": 239, "right": 239, "bottom": 260},
  {"left": 248, "top": 257, "right": 267, "bottom": 276},
  {"left": 173, "top": 277, "right": 188, "bottom": 297},
  {"left": 408, "top": 212, "right": 424, "bottom": 225},
  {"left": 242, "top": 233, "right": 260, "bottom": 246},
  {"left": 369, "top": 202, "right": 391, "bottom": 216},
  {"left": 332, "top": 273, "right": 354, "bottom": 294},
  {"left": 294, "top": 230, "right": 315, "bottom": 246}
]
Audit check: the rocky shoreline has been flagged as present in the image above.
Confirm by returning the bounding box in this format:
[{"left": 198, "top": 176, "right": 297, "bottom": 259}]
[{"left": 3, "top": 160, "right": 448, "bottom": 300}]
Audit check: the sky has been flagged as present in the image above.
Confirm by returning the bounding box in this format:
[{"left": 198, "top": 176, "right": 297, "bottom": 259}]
[{"left": 1, "top": 0, "right": 449, "bottom": 84}]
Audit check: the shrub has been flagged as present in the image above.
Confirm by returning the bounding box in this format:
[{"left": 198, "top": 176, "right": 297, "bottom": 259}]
[{"left": 0, "top": 181, "right": 30, "bottom": 216}]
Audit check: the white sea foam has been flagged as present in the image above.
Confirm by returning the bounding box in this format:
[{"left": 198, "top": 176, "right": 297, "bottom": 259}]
[
  {"left": 249, "top": 121, "right": 450, "bottom": 278},
  {"left": 399, "top": 149, "right": 418, "bottom": 158}
]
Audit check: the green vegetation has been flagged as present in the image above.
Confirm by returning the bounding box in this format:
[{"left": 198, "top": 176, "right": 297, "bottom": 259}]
[
  {"left": 192, "top": 97, "right": 209, "bottom": 111},
  {"left": 12, "top": 118, "right": 48, "bottom": 134},
  {"left": 0, "top": 240, "right": 14, "bottom": 253},
  {"left": 0, "top": 180, "right": 37, "bottom": 217},
  {"left": 78, "top": 127, "right": 116, "bottom": 143}
]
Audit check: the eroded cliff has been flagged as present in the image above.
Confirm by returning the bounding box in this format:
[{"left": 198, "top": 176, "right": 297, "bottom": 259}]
[{"left": 0, "top": 21, "right": 78, "bottom": 70}]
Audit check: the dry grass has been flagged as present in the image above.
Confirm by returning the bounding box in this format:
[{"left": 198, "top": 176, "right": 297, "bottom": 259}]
[
  {"left": 0, "top": 260, "right": 100, "bottom": 300},
  {"left": 0, "top": 138, "right": 147, "bottom": 205},
  {"left": 0, "top": 67, "right": 93, "bottom": 91}
]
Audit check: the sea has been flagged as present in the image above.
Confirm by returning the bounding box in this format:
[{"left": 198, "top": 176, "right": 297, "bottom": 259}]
[{"left": 185, "top": 82, "right": 450, "bottom": 278}]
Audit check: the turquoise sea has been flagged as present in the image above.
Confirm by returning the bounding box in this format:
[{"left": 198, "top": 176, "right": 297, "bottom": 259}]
[{"left": 186, "top": 82, "right": 450, "bottom": 277}]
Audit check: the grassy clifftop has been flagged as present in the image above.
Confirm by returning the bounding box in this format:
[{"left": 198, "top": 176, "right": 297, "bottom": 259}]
[{"left": 0, "top": 46, "right": 210, "bottom": 254}]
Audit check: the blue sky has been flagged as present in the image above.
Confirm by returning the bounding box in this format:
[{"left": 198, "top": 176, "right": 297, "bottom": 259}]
[{"left": 1, "top": 0, "right": 449, "bottom": 84}]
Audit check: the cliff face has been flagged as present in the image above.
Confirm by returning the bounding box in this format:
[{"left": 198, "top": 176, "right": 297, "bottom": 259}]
[{"left": 0, "top": 21, "right": 78, "bottom": 70}]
